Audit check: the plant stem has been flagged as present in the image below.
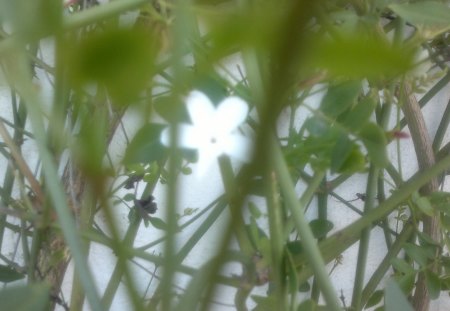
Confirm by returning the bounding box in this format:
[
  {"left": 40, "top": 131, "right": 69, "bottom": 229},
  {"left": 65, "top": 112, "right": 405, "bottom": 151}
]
[
  {"left": 351, "top": 165, "right": 379, "bottom": 311},
  {"left": 271, "top": 135, "right": 342, "bottom": 311},
  {"left": 401, "top": 83, "right": 440, "bottom": 311}
]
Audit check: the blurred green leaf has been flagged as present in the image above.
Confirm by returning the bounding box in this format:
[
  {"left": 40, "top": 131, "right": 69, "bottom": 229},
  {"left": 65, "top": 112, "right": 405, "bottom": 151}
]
[
  {"left": 389, "top": 1, "right": 450, "bottom": 38},
  {"left": 403, "top": 243, "right": 434, "bottom": 267},
  {"left": 425, "top": 269, "right": 441, "bottom": 300},
  {"left": 397, "top": 272, "right": 416, "bottom": 295},
  {"left": 358, "top": 123, "right": 388, "bottom": 168},
  {"left": 0, "top": 0, "right": 61, "bottom": 40},
  {"left": 0, "top": 284, "right": 50, "bottom": 311},
  {"left": 69, "top": 28, "right": 158, "bottom": 106},
  {"left": 308, "top": 35, "right": 414, "bottom": 79},
  {"left": 149, "top": 217, "right": 168, "bottom": 231},
  {"left": 0, "top": 265, "right": 24, "bottom": 283},
  {"left": 385, "top": 279, "right": 414, "bottom": 311},
  {"left": 153, "top": 96, "right": 189, "bottom": 123},
  {"left": 338, "top": 145, "right": 366, "bottom": 173},
  {"left": 305, "top": 117, "right": 330, "bottom": 137},
  {"left": 330, "top": 133, "right": 353, "bottom": 173},
  {"left": 123, "top": 124, "right": 167, "bottom": 165},
  {"left": 391, "top": 258, "right": 415, "bottom": 275},
  {"left": 337, "top": 96, "right": 377, "bottom": 131},
  {"left": 320, "top": 81, "right": 361, "bottom": 118},
  {"left": 414, "top": 195, "right": 435, "bottom": 217},
  {"left": 309, "top": 219, "right": 333, "bottom": 240},
  {"left": 365, "top": 290, "right": 383, "bottom": 309},
  {"left": 75, "top": 108, "right": 108, "bottom": 178}
]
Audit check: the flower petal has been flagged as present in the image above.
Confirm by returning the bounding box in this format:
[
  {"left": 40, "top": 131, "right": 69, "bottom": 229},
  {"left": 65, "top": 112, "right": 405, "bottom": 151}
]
[
  {"left": 160, "top": 124, "right": 202, "bottom": 149},
  {"left": 186, "top": 91, "right": 215, "bottom": 128},
  {"left": 222, "top": 134, "right": 253, "bottom": 163},
  {"left": 195, "top": 143, "right": 221, "bottom": 177},
  {"left": 214, "top": 96, "right": 249, "bottom": 135}
]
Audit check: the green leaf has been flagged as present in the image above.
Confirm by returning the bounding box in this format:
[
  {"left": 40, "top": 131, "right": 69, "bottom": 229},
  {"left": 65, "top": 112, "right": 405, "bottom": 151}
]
[
  {"left": 330, "top": 133, "right": 352, "bottom": 173},
  {"left": 365, "top": 290, "right": 383, "bottom": 309},
  {"left": 0, "top": 265, "right": 24, "bottom": 283},
  {"left": 248, "top": 201, "right": 262, "bottom": 219},
  {"left": 425, "top": 270, "right": 441, "bottom": 300},
  {"left": 412, "top": 192, "right": 434, "bottom": 216},
  {"left": 320, "top": 81, "right": 361, "bottom": 118},
  {"left": 298, "top": 281, "right": 311, "bottom": 292},
  {"left": 304, "top": 116, "right": 330, "bottom": 137},
  {"left": 69, "top": 28, "right": 159, "bottom": 106},
  {"left": 0, "top": 0, "right": 62, "bottom": 40},
  {"left": 397, "top": 272, "right": 416, "bottom": 294},
  {"left": 389, "top": 1, "right": 450, "bottom": 38},
  {"left": 309, "top": 219, "right": 334, "bottom": 239},
  {"left": 385, "top": 279, "right": 414, "bottom": 311},
  {"left": 308, "top": 34, "right": 414, "bottom": 79},
  {"left": 123, "top": 193, "right": 135, "bottom": 202},
  {"left": 148, "top": 217, "right": 169, "bottom": 231},
  {"left": 338, "top": 145, "right": 366, "bottom": 173},
  {"left": 403, "top": 243, "right": 434, "bottom": 267},
  {"left": 153, "top": 96, "right": 190, "bottom": 123},
  {"left": 0, "top": 284, "right": 50, "bottom": 311},
  {"left": 123, "top": 124, "right": 167, "bottom": 165},
  {"left": 391, "top": 258, "right": 415, "bottom": 275},
  {"left": 338, "top": 96, "right": 377, "bottom": 131},
  {"left": 358, "top": 123, "right": 388, "bottom": 167}
]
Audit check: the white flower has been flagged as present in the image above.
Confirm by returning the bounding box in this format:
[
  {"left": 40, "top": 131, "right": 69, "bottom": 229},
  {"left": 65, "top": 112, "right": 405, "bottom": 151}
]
[{"left": 161, "top": 90, "right": 253, "bottom": 176}]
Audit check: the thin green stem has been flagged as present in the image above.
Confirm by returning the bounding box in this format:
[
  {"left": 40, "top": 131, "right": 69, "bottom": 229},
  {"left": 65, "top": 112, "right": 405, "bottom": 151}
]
[
  {"left": 351, "top": 165, "right": 379, "bottom": 311},
  {"left": 271, "top": 135, "right": 342, "bottom": 311}
]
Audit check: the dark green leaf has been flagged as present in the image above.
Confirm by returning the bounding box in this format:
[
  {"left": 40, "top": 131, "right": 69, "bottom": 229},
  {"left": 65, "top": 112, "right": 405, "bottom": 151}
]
[
  {"left": 298, "top": 281, "right": 310, "bottom": 292},
  {"left": 385, "top": 279, "right": 414, "bottom": 311},
  {"left": 397, "top": 272, "right": 416, "bottom": 294},
  {"left": 320, "top": 81, "right": 361, "bottom": 118},
  {"left": 365, "top": 290, "right": 383, "bottom": 309},
  {"left": 403, "top": 243, "right": 434, "bottom": 267},
  {"left": 358, "top": 123, "right": 388, "bottom": 167},
  {"left": 309, "top": 219, "right": 334, "bottom": 239},
  {"left": 425, "top": 270, "right": 441, "bottom": 300},
  {"left": 0, "top": 284, "right": 50, "bottom": 311},
  {"left": 338, "top": 96, "right": 377, "bottom": 131},
  {"left": 330, "top": 133, "right": 352, "bottom": 173},
  {"left": 338, "top": 145, "right": 366, "bottom": 173},
  {"left": 69, "top": 28, "right": 159, "bottom": 105},
  {"left": 0, "top": 265, "right": 24, "bottom": 283},
  {"left": 153, "top": 96, "right": 189, "bottom": 123},
  {"left": 391, "top": 258, "right": 415, "bottom": 275},
  {"left": 123, "top": 124, "right": 167, "bottom": 165},
  {"left": 308, "top": 34, "right": 414, "bottom": 79}
]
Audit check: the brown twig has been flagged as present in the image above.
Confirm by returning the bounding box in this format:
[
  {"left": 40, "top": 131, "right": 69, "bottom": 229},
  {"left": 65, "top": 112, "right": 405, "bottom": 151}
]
[{"left": 400, "top": 83, "right": 440, "bottom": 311}]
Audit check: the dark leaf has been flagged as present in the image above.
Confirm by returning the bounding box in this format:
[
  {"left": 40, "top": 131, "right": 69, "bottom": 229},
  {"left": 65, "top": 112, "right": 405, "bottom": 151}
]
[
  {"left": 0, "top": 284, "right": 50, "bottom": 311},
  {"left": 320, "top": 81, "right": 361, "bottom": 118},
  {"left": 123, "top": 124, "right": 167, "bottom": 165},
  {"left": 0, "top": 265, "right": 24, "bottom": 283}
]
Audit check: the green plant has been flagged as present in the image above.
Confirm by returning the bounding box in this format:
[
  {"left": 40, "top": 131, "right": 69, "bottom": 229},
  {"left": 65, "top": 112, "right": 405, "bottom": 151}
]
[{"left": 0, "top": 1, "right": 449, "bottom": 311}]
